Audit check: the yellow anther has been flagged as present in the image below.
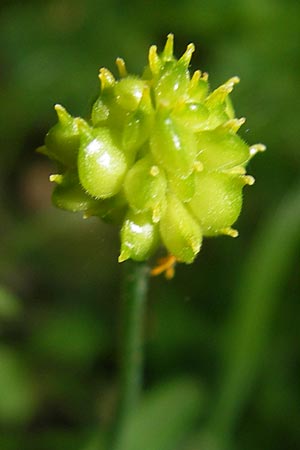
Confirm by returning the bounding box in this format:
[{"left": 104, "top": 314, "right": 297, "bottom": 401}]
[
  {"left": 116, "top": 58, "right": 128, "bottom": 78},
  {"left": 151, "top": 255, "right": 177, "bottom": 279}
]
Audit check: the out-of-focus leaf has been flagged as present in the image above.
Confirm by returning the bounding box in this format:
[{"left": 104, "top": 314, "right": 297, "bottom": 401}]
[
  {"left": 80, "top": 430, "right": 108, "bottom": 450},
  {"left": 0, "top": 286, "right": 22, "bottom": 320},
  {"left": 29, "top": 308, "right": 109, "bottom": 366},
  {"left": 0, "top": 346, "right": 37, "bottom": 424},
  {"left": 205, "top": 182, "right": 300, "bottom": 448},
  {"left": 115, "top": 377, "right": 204, "bottom": 450}
]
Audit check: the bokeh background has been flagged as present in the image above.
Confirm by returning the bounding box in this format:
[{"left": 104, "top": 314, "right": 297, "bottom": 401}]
[{"left": 0, "top": 1, "right": 300, "bottom": 449}]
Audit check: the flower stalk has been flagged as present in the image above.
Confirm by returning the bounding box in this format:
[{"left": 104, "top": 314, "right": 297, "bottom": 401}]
[{"left": 111, "top": 260, "right": 150, "bottom": 449}]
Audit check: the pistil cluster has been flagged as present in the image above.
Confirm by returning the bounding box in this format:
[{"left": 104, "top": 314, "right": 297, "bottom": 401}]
[{"left": 39, "top": 34, "right": 264, "bottom": 272}]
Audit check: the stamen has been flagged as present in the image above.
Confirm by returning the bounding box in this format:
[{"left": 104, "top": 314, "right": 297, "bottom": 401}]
[{"left": 151, "top": 255, "right": 177, "bottom": 279}]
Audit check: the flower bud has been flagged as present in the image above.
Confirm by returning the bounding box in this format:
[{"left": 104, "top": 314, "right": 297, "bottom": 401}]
[
  {"left": 124, "top": 156, "right": 167, "bottom": 222},
  {"left": 119, "top": 210, "right": 159, "bottom": 262},
  {"left": 159, "top": 192, "right": 202, "bottom": 263},
  {"left": 44, "top": 104, "right": 80, "bottom": 167},
  {"left": 77, "top": 120, "right": 127, "bottom": 199}
]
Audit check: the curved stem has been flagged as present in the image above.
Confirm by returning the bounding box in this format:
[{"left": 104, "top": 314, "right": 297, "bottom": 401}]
[{"left": 111, "top": 260, "right": 150, "bottom": 449}]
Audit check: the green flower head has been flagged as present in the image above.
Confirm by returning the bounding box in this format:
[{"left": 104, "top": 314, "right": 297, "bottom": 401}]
[{"left": 39, "top": 34, "right": 265, "bottom": 277}]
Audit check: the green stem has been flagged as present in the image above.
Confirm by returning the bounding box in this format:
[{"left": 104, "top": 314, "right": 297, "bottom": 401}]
[{"left": 112, "top": 260, "right": 150, "bottom": 449}]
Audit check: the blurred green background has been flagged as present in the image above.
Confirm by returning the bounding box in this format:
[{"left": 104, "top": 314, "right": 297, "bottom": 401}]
[{"left": 0, "top": 0, "right": 299, "bottom": 449}]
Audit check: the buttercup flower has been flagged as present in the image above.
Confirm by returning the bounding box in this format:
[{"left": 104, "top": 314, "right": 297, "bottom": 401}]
[{"left": 39, "top": 34, "right": 265, "bottom": 277}]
